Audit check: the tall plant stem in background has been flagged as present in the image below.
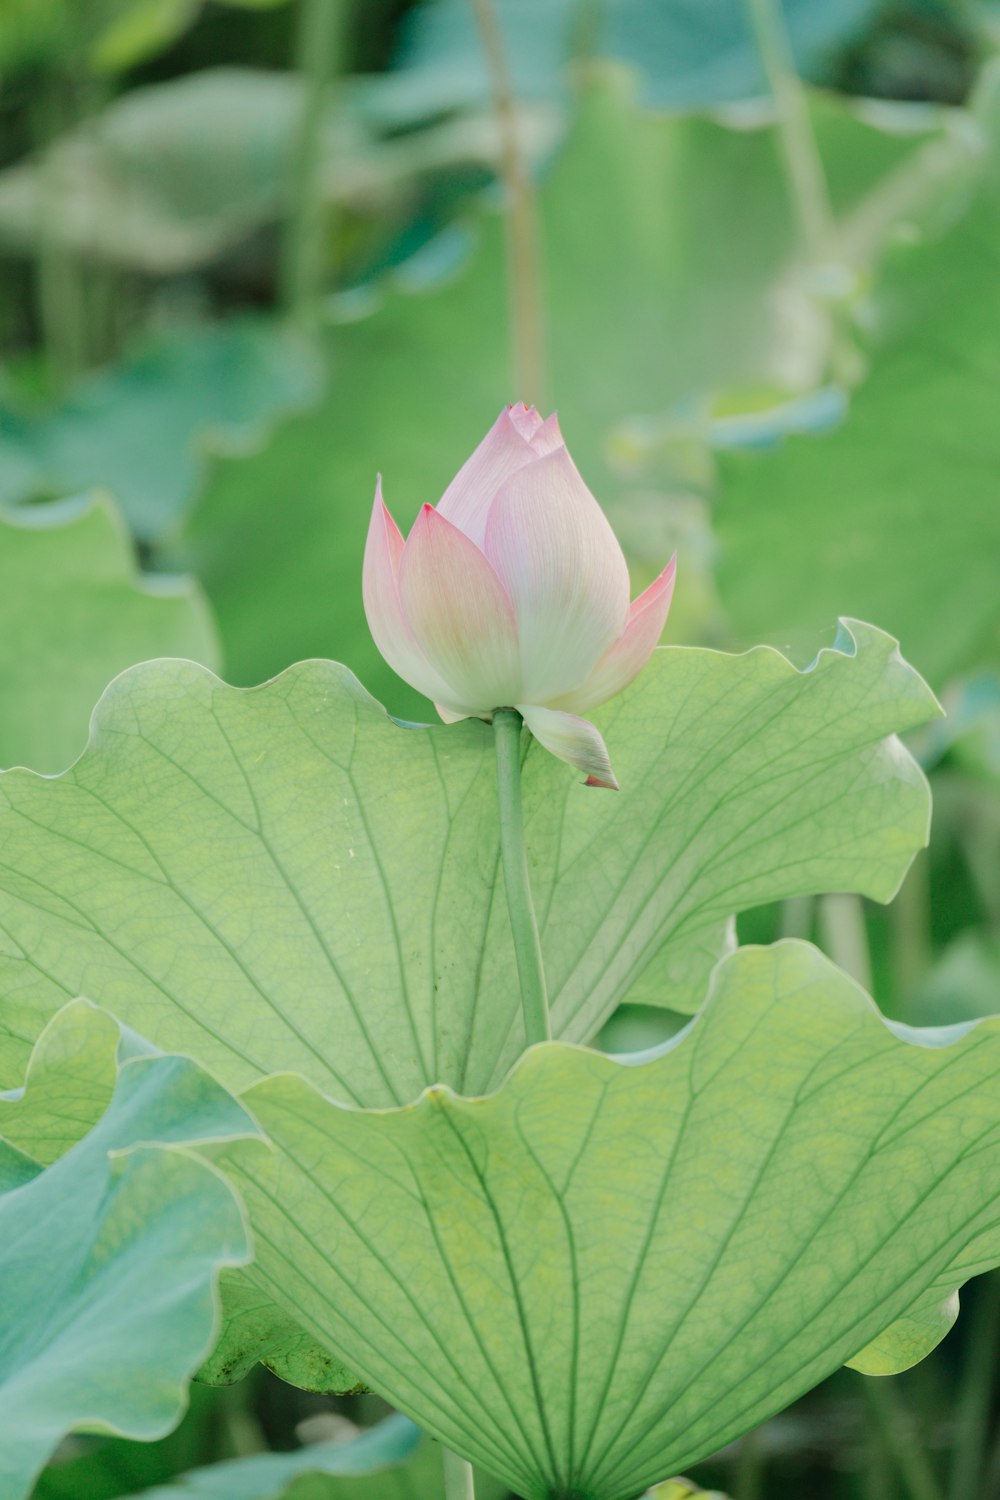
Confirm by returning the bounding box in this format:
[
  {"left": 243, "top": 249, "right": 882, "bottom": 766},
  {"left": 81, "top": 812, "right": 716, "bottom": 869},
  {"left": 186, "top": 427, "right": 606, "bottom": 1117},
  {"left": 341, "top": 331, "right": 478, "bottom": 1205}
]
[
  {"left": 947, "top": 1271, "right": 1000, "bottom": 1500},
  {"left": 819, "top": 895, "right": 945, "bottom": 1500},
  {"left": 280, "top": 0, "right": 344, "bottom": 330},
  {"left": 32, "top": 75, "right": 93, "bottom": 383},
  {"left": 493, "top": 710, "right": 551, "bottom": 1047},
  {"left": 891, "top": 850, "right": 931, "bottom": 1005},
  {"left": 733, "top": 1424, "right": 765, "bottom": 1500},
  {"left": 469, "top": 0, "right": 546, "bottom": 405},
  {"left": 443, "top": 1448, "right": 476, "bottom": 1500},
  {"left": 818, "top": 893, "right": 872, "bottom": 992},
  {"left": 861, "top": 1378, "right": 944, "bottom": 1500},
  {"left": 745, "top": 0, "right": 837, "bottom": 267}
]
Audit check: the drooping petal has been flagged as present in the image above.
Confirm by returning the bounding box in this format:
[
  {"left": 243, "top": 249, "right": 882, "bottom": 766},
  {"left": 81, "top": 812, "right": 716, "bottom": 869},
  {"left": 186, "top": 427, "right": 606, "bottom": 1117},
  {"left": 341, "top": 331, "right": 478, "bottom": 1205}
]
[
  {"left": 399, "top": 505, "right": 522, "bottom": 711},
  {"left": 555, "top": 555, "right": 677, "bottom": 716},
  {"left": 484, "top": 447, "right": 630, "bottom": 702},
  {"left": 435, "top": 406, "right": 542, "bottom": 548},
  {"left": 518, "top": 705, "right": 619, "bottom": 790},
  {"left": 362, "top": 481, "right": 454, "bottom": 704}
]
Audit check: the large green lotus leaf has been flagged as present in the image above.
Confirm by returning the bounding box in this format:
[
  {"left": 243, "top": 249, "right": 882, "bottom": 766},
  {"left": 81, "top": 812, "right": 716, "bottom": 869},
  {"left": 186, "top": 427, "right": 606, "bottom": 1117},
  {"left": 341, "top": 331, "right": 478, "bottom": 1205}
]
[
  {"left": 0, "top": 997, "right": 119, "bottom": 1164},
  {"left": 180, "top": 73, "right": 945, "bottom": 706},
  {"left": 0, "top": 495, "right": 218, "bottom": 775},
  {"left": 0, "top": 1002, "right": 254, "bottom": 1500},
  {"left": 0, "top": 318, "right": 322, "bottom": 542},
  {"left": 0, "top": 1137, "right": 40, "bottom": 1191},
  {"left": 113, "top": 1415, "right": 421, "bottom": 1500},
  {"left": 0, "top": 623, "right": 935, "bottom": 1100},
  {"left": 216, "top": 941, "right": 1000, "bottom": 1500},
  {"left": 716, "top": 83, "right": 1000, "bottom": 689},
  {"left": 196, "top": 1270, "right": 360, "bottom": 1392}
]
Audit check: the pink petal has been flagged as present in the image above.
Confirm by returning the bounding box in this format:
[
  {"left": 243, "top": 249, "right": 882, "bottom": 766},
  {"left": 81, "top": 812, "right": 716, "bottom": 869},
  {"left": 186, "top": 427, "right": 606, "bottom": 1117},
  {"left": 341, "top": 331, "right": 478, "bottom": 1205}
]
[
  {"left": 435, "top": 407, "right": 543, "bottom": 548},
  {"left": 527, "top": 410, "right": 564, "bottom": 455},
  {"left": 555, "top": 555, "right": 677, "bottom": 715},
  {"left": 518, "top": 705, "right": 619, "bottom": 789},
  {"left": 399, "top": 505, "right": 522, "bottom": 712},
  {"left": 362, "top": 481, "right": 454, "bottom": 704},
  {"left": 507, "top": 402, "right": 545, "bottom": 441},
  {"left": 484, "top": 447, "right": 630, "bottom": 702}
]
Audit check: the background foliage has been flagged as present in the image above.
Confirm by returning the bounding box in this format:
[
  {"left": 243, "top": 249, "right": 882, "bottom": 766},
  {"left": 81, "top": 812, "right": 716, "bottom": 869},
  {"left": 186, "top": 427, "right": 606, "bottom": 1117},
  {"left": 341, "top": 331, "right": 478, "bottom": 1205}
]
[{"left": 1, "top": 0, "right": 999, "bottom": 1497}]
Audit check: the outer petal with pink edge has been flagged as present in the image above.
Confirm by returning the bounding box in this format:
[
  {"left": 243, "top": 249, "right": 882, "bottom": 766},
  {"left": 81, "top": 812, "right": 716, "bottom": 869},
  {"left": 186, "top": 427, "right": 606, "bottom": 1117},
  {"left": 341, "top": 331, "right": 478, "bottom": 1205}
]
[
  {"left": 485, "top": 447, "right": 630, "bottom": 703},
  {"left": 362, "top": 483, "right": 454, "bottom": 705},
  {"left": 399, "top": 505, "right": 522, "bottom": 713},
  {"left": 518, "top": 705, "right": 619, "bottom": 790},
  {"left": 556, "top": 556, "right": 677, "bottom": 716}
]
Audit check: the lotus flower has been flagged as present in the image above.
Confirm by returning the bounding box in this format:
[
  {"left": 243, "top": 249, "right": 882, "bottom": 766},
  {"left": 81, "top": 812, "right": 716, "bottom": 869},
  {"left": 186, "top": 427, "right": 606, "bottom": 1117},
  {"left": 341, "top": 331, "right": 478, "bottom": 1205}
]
[{"left": 363, "top": 403, "right": 676, "bottom": 789}]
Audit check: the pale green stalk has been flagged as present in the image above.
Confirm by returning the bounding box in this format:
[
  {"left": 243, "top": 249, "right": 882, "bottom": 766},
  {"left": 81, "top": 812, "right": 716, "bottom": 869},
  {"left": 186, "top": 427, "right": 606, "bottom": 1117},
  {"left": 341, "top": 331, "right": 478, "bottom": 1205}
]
[
  {"left": 818, "top": 892, "right": 872, "bottom": 992},
  {"left": 745, "top": 0, "right": 837, "bottom": 266},
  {"left": 861, "top": 1376, "right": 944, "bottom": 1500},
  {"left": 778, "top": 893, "right": 814, "bottom": 941},
  {"left": 493, "top": 709, "right": 551, "bottom": 1047},
  {"left": 891, "top": 851, "right": 931, "bottom": 1007},
  {"left": 280, "top": 0, "right": 345, "bottom": 329},
  {"left": 33, "top": 75, "right": 90, "bottom": 381},
  {"left": 947, "top": 1271, "right": 1000, "bottom": 1500},
  {"left": 733, "top": 1423, "right": 765, "bottom": 1500},
  {"left": 443, "top": 1449, "right": 477, "bottom": 1500},
  {"left": 745, "top": 0, "right": 855, "bottom": 384},
  {"left": 468, "top": 0, "right": 546, "bottom": 405},
  {"left": 820, "top": 893, "right": 943, "bottom": 1500}
]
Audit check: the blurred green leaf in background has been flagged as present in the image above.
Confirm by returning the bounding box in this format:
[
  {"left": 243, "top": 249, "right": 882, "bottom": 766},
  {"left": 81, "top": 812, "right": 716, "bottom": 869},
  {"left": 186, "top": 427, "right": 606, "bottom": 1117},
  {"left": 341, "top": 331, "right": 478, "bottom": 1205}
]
[
  {"left": 1, "top": 0, "right": 999, "bottom": 1495},
  {"left": 0, "top": 493, "right": 217, "bottom": 772}
]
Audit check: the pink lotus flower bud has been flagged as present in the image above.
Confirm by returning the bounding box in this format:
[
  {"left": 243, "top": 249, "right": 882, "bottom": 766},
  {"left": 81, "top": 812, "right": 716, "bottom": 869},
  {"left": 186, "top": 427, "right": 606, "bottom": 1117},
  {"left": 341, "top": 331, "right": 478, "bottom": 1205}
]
[{"left": 363, "top": 403, "right": 676, "bottom": 789}]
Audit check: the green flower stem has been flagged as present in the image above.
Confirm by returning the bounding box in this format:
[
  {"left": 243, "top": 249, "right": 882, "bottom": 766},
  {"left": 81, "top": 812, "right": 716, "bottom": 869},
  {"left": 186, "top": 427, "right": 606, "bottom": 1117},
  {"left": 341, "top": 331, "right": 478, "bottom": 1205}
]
[
  {"left": 443, "top": 1448, "right": 476, "bottom": 1500},
  {"left": 493, "top": 709, "right": 551, "bottom": 1047},
  {"left": 280, "top": 0, "right": 345, "bottom": 329},
  {"left": 468, "top": 0, "right": 546, "bottom": 406}
]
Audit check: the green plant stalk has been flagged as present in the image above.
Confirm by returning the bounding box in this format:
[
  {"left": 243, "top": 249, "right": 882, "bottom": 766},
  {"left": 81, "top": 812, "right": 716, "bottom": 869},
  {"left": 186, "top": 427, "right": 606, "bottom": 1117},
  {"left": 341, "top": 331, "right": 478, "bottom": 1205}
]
[
  {"left": 32, "top": 75, "right": 90, "bottom": 382},
  {"left": 891, "top": 850, "right": 931, "bottom": 1007},
  {"left": 947, "top": 1270, "right": 1000, "bottom": 1500},
  {"left": 983, "top": 1416, "right": 1000, "bottom": 1500},
  {"left": 822, "top": 895, "right": 945, "bottom": 1500},
  {"left": 443, "top": 1448, "right": 477, "bottom": 1500},
  {"left": 468, "top": 0, "right": 546, "bottom": 405},
  {"left": 280, "top": 0, "right": 344, "bottom": 328},
  {"left": 745, "top": 0, "right": 858, "bottom": 387},
  {"left": 733, "top": 1423, "right": 765, "bottom": 1500},
  {"left": 778, "top": 892, "right": 814, "bottom": 941},
  {"left": 818, "top": 892, "right": 872, "bottom": 992},
  {"left": 861, "top": 1376, "right": 944, "bottom": 1500},
  {"left": 493, "top": 709, "right": 551, "bottom": 1047},
  {"left": 745, "top": 0, "right": 837, "bottom": 265}
]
